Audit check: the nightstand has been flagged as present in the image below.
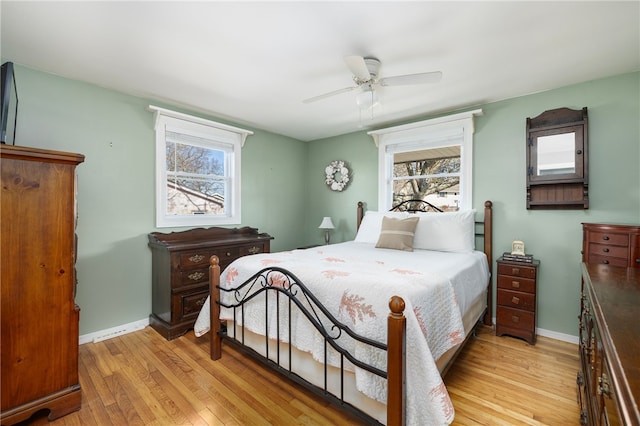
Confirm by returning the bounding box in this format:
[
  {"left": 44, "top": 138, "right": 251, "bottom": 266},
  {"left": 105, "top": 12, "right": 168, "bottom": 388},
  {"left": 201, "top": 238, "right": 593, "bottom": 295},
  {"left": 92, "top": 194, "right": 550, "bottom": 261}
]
[{"left": 495, "top": 256, "right": 540, "bottom": 344}]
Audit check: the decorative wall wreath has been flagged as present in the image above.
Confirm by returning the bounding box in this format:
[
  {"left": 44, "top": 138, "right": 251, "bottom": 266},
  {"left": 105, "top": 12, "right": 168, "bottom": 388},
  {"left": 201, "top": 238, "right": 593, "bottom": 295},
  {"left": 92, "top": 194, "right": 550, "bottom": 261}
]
[{"left": 325, "top": 160, "right": 351, "bottom": 192}]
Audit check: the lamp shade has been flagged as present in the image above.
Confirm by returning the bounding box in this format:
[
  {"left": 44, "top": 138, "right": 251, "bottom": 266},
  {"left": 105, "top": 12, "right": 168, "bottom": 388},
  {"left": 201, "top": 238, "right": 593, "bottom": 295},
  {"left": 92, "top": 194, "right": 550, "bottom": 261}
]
[{"left": 318, "top": 216, "right": 335, "bottom": 229}]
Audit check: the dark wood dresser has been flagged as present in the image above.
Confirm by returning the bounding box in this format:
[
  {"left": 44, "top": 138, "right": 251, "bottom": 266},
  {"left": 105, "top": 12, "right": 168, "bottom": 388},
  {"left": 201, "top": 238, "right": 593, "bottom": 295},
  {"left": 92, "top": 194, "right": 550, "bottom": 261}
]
[
  {"left": 495, "top": 257, "right": 540, "bottom": 344},
  {"left": 148, "top": 226, "right": 273, "bottom": 340},
  {"left": 582, "top": 222, "right": 640, "bottom": 267},
  {"left": 1, "top": 145, "right": 84, "bottom": 425},
  {"left": 578, "top": 263, "right": 640, "bottom": 426}
]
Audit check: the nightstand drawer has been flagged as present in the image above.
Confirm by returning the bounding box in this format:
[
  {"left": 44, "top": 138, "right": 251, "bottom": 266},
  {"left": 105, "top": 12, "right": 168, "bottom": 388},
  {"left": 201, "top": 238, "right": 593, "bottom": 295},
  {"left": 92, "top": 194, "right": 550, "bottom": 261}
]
[
  {"left": 497, "top": 306, "right": 535, "bottom": 331},
  {"left": 497, "top": 263, "right": 537, "bottom": 279},
  {"left": 497, "top": 275, "right": 536, "bottom": 293},
  {"left": 497, "top": 289, "right": 535, "bottom": 311}
]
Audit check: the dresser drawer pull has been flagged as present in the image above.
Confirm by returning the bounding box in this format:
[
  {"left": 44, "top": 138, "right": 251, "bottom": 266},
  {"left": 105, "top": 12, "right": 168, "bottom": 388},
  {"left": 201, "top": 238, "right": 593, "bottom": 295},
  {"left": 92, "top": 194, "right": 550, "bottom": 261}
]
[
  {"left": 196, "top": 297, "right": 206, "bottom": 307},
  {"left": 187, "top": 271, "right": 205, "bottom": 281},
  {"left": 511, "top": 267, "right": 520, "bottom": 275},
  {"left": 226, "top": 252, "right": 232, "bottom": 257},
  {"left": 511, "top": 315, "right": 520, "bottom": 323},
  {"left": 598, "top": 374, "right": 611, "bottom": 398},
  {"left": 602, "top": 235, "right": 610, "bottom": 241},
  {"left": 602, "top": 248, "right": 609, "bottom": 253},
  {"left": 511, "top": 296, "right": 520, "bottom": 305},
  {"left": 602, "top": 260, "right": 609, "bottom": 265},
  {"left": 248, "top": 246, "right": 261, "bottom": 254},
  {"left": 511, "top": 281, "right": 521, "bottom": 289},
  {"left": 188, "top": 254, "right": 205, "bottom": 263},
  {"left": 636, "top": 258, "right": 640, "bottom": 264}
]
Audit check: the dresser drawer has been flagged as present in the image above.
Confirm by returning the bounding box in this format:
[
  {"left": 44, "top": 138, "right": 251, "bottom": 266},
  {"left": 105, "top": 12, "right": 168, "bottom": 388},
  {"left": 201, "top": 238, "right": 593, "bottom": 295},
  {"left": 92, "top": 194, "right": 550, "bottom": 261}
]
[
  {"left": 497, "top": 263, "right": 537, "bottom": 279},
  {"left": 589, "top": 231, "right": 629, "bottom": 247},
  {"left": 178, "top": 250, "right": 215, "bottom": 269},
  {"left": 497, "top": 289, "right": 535, "bottom": 311},
  {"left": 497, "top": 275, "right": 536, "bottom": 293},
  {"left": 587, "top": 254, "right": 629, "bottom": 267},
  {"left": 239, "top": 243, "right": 267, "bottom": 256},
  {"left": 178, "top": 266, "right": 209, "bottom": 287},
  {"left": 496, "top": 306, "right": 535, "bottom": 331},
  {"left": 175, "top": 288, "right": 209, "bottom": 321},
  {"left": 588, "top": 243, "right": 628, "bottom": 259}
]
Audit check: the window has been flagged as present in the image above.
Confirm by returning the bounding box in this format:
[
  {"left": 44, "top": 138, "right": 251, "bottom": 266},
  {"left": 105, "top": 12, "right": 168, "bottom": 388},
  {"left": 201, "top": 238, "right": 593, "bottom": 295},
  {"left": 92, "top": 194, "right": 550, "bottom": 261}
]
[
  {"left": 150, "top": 106, "right": 252, "bottom": 227},
  {"left": 368, "top": 110, "right": 482, "bottom": 211}
]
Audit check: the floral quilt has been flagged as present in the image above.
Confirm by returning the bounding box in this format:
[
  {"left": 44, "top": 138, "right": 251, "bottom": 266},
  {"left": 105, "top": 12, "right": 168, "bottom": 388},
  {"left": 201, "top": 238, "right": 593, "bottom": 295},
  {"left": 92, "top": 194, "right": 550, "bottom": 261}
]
[{"left": 195, "top": 242, "right": 484, "bottom": 425}]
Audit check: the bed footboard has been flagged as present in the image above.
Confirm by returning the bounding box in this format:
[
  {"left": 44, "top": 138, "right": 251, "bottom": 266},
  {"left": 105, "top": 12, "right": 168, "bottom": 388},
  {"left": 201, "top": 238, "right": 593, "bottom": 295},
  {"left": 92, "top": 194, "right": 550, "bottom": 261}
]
[{"left": 208, "top": 255, "right": 406, "bottom": 425}]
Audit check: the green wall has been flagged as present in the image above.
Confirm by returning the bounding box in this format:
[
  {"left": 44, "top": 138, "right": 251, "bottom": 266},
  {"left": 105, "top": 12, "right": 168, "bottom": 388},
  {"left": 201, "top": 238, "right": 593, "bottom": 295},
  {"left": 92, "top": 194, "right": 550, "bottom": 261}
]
[
  {"left": 7, "top": 63, "right": 639, "bottom": 339},
  {"left": 10, "top": 65, "right": 308, "bottom": 335},
  {"left": 307, "top": 72, "right": 640, "bottom": 338}
]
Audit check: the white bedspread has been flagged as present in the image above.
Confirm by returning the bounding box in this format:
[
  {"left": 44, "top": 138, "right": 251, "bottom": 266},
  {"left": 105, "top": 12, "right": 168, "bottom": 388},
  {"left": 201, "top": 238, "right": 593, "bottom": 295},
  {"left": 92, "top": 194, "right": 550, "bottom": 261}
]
[{"left": 194, "top": 242, "right": 489, "bottom": 425}]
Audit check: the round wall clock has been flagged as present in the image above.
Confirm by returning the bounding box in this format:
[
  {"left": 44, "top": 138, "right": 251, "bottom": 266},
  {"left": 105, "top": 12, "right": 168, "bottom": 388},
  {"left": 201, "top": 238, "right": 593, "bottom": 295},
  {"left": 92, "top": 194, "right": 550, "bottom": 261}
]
[{"left": 325, "top": 160, "right": 350, "bottom": 191}]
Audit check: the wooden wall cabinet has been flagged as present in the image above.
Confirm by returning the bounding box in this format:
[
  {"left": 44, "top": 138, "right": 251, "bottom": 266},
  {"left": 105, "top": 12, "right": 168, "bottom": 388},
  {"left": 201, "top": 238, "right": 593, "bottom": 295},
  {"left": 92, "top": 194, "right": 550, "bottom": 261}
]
[
  {"left": 495, "top": 257, "right": 539, "bottom": 344},
  {"left": 1, "top": 145, "right": 84, "bottom": 425},
  {"left": 148, "top": 226, "right": 273, "bottom": 340},
  {"left": 526, "top": 107, "right": 589, "bottom": 209},
  {"left": 578, "top": 263, "right": 640, "bottom": 425}
]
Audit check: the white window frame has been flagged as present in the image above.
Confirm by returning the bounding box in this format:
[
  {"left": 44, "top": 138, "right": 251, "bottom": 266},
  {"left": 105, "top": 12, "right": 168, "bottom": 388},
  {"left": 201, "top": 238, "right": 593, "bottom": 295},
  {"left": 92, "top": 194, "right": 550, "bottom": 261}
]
[
  {"left": 368, "top": 109, "right": 482, "bottom": 211},
  {"left": 149, "top": 105, "right": 252, "bottom": 228}
]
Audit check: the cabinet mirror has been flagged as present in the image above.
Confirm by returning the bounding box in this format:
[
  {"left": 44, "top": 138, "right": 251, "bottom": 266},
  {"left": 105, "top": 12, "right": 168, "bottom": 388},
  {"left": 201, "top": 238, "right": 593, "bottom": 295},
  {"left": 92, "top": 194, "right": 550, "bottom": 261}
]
[{"left": 526, "top": 107, "right": 588, "bottom": 209}]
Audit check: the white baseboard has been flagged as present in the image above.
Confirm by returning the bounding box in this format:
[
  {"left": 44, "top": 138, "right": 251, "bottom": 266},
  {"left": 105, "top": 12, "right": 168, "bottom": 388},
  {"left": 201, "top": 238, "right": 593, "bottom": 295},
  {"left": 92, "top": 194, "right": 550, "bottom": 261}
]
[
  {"left": 490, "top": 317, "right": 579, "bottom": 345},
  {"left": 536, "top": 327, "right": 579, "bottom": 344},
  {"left": 79, "top": 318, "right": 149, "bottom": 345}
]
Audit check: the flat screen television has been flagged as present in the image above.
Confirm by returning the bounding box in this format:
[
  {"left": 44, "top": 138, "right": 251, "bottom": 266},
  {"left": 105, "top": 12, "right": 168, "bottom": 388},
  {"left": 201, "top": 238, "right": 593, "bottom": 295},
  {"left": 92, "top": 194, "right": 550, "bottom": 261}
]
[{"left": 1, "top": 61, "right": 18, "bottom": 145}]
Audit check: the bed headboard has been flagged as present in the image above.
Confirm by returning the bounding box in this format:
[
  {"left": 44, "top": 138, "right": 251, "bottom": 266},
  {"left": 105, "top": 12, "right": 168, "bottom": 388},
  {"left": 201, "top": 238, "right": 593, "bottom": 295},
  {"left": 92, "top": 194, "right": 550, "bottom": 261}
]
[{"left": 356, "top": 200, "right": 494, "bottom": 325}]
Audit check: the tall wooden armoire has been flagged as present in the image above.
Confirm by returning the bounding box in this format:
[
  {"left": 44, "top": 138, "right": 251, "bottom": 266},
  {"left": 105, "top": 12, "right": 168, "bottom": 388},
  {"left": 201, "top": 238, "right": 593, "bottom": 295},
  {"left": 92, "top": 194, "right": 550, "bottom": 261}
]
[{"left": 1, "top": 145, "right": 85, "bottom": 425}]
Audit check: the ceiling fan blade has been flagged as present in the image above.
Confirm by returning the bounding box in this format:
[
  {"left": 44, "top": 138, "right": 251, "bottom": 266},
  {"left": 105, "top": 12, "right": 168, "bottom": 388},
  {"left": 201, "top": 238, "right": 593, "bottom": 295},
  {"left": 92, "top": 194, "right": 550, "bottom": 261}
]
[
  {"left": 378, "top": 71, "right": 443, "bottom": 86},
  {"left": 302, "top": 86, "right": 357, "bottom": 104},
  {"left": 344, "top": 55, "right": 371, "bottom": 81}
]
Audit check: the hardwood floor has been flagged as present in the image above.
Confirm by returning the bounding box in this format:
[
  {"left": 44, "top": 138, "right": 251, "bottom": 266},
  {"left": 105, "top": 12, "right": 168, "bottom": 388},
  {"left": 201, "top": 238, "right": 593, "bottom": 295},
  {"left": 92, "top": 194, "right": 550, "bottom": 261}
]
[{"left": 18, "top": 326, "right": 580, "bottom": 425}]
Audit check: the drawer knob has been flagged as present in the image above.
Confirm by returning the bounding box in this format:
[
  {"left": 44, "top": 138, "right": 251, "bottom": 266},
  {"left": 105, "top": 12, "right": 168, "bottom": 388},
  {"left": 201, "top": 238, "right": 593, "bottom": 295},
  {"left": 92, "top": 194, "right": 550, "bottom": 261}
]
[
  {"left": 602, "top": 248, "right": 609, "bottom": 253},
  {"left": 602, "top": 260, "right": 609, "bottom": 265},
  {"left": 248, "top": 246, "right": 261, "bottom": 255},
  {"left": 226, "top": 252, "right": 232, "bottom": 257},
  {"left": 511, "top": 281, "right": 521, "bottom": 289},
  {"left": 187, "top": 271, "right": 205, "bottom": 281},
  {"left": 511, "top": 315, "right": 520, "bottom": 323},
  {"left": 511, "top": 296, "right": 520, "bottom": 305},
  {"left": 602, "top": 235, "right": 610, "bottom": 241},
  {"left": 189, "top": 254, "right": 205, "bottom": 263},
  {"left": 511, "top": 267, "right": 520, "bottom": 275}
]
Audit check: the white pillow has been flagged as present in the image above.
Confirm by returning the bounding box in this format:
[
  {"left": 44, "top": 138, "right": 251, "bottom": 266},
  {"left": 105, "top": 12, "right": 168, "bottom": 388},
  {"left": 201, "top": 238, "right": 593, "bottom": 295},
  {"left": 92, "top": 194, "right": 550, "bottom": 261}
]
[
  {"left": 412, "top": 209, "right": 476, "bottom": 252},
  {"left": 354, "top": 211, "right": 409, "bottom": 244}
]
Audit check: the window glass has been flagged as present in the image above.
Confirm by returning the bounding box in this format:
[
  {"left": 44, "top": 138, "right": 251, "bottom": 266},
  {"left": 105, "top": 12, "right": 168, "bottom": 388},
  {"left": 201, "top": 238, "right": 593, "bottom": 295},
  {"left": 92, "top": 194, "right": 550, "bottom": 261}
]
[
  {"left": 392, "top": 146, "right": 461, "bottom": 211},
  {"left": 370, "top": 110, "right": 481, "bottom": 211},
  {"left": 150, "top": 106, "right": 251, "bottom": 227}
]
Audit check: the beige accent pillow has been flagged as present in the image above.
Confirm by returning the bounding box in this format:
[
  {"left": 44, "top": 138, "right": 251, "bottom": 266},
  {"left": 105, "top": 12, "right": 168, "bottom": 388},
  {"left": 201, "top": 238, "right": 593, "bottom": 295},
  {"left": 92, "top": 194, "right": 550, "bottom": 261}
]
[{"left": 375, "top": 216, "right": 420, "bottom": 251}]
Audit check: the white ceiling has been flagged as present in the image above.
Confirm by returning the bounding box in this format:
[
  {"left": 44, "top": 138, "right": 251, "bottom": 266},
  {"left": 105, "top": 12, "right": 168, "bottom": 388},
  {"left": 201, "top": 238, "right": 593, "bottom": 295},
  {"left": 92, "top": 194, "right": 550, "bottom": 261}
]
[{"left": 1, "top": 1, "right": 639, "bottom": 142}]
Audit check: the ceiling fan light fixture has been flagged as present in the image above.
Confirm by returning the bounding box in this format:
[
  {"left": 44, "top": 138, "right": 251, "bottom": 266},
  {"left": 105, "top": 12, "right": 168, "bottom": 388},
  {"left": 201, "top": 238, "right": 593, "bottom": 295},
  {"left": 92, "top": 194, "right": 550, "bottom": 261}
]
[{"left": 356, "top": 86, "right": 379, "bottom": 110}]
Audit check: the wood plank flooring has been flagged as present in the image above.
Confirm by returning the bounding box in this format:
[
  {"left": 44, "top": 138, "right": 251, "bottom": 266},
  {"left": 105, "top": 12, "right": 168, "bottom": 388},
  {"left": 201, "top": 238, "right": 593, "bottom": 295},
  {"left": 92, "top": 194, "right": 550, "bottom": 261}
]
[{"left": 18, "top": 325, "right": 580, "bottom": 425}]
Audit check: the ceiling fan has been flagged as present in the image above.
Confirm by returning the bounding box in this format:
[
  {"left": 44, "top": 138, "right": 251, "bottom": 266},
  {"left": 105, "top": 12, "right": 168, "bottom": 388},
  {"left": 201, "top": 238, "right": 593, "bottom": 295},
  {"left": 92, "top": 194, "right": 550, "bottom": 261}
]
[{"left": 302, "top": 55, "right": 442, "bottom": 108}]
